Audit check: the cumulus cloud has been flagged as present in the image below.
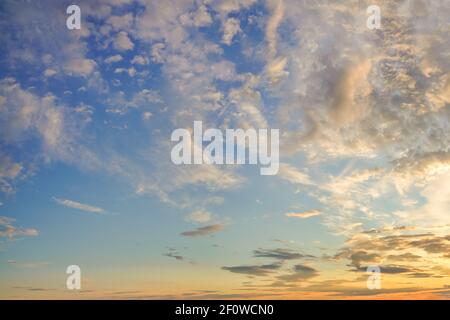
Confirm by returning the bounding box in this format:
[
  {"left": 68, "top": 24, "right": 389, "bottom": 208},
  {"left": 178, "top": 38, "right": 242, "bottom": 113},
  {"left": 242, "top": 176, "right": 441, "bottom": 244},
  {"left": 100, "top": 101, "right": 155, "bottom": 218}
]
[
  {"left": 105, "top": 54, "right": 123, "bottom": 64},
  {"left": 44, "top": 68, "right": 57, "bottom": 77},
  {"left": 107, "top": 13, "right": 134, "bottom": 30},
  {"left": 222, "top": 18, "right": 241, "bottom": 45},
  {"left": 131, "top": 55, "right": 149, "bottom": 65},
  {"left": 63, "top": 58, "right": 96, "bottom": 76},
  {"left": 114, "top": 31, "right": 134, "bottom": 51}
]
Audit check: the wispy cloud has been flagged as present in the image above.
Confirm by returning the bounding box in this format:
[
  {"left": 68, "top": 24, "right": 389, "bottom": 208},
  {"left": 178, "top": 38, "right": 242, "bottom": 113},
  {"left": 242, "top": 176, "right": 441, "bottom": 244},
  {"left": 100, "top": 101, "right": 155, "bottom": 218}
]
[
  {"left": 278, "top": 164, "right": 313, "bottom": 185},
  {"left": 53, "top": 197, "right": 104, "bottom": 214},
  {"left": 285, "top": 210, "right": 321, "bottom": 219},
  {"left": 7, "top": 260, "right": 50, "bottom": 269},
  {"left": 0, "top": 216, "right": 38, "bottom": 239}
]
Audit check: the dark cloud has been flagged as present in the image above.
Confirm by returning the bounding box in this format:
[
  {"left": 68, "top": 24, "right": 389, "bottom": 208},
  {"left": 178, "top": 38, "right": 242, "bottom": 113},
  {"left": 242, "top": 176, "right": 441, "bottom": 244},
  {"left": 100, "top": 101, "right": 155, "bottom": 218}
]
[
  {"left": 348, "top": 251, "right": 381, "bottom": 268},
  {"left": 410, "top": 237, "right": 450, "bottom": 254},
  {"left": 407, "top": 272, "right": 434, "bottom": 278},
  {"left": 378, "top": 265, "right": 413, "bottom": 274},
  {"left": 163, "top": 252, "right": 184, "bottom": 261},
  {"left": 386, "top": 253, "right": 421, "bottom": 262},
  {"left": 335, "top": 232, "right": 450, "bottom": 279},
  {"left": 180, "top": 223, "right": 225, "bottom": 237},
  {"left": 277, "top": 264, "right": 318, "bottom": 283},
  {"left": 222, "top": 262, "right": 282, "bottom": 276},
  {"left": 253, "top": 248, "right": 315, "bottom": 260}
]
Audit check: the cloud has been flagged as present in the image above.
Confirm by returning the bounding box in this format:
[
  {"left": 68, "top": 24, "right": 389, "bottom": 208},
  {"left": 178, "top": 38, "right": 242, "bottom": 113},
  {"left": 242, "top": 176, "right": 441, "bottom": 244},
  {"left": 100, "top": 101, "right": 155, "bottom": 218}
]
[
  {"left": 222, "top": 18, "right": 241, "bottom": 45},
  {"left": 285, "top": 210, "right": 321, "bottom": 219},
  {"left": 329, "top": 59, "right": 372, "bottom": 126},
  {"left": 253, "top": 248, "right": 315, "bottom": 260},
  {"left": 142, "top": 111, "right": 153, "bottom": 120},
  {"left": 0, "top": 216, "right": 38, "bottom": 239},
  {"left": 63, "top": 58, "right": 96, "bottom": 76},
  {"left": 265, "top": 0, "right": 284, "bottom": 58},
  {"left": 222, "top": 262, "right": 282, "bottom": 276},
  {"left": 180, "top": 4, "right": 213, "bottom": 28},
  {"left": 43, "top": 68, "right": 57, "bottom": 77},
  {"left": 105, "top": 54, "right": 123, "bottom": 64},
  {"left": 333, "top": 228, "right": 450, "bottom": 279},
  {"left": 278, "top": 163, "right": 313, "bottom": 185},
  {"left": 114, "top": 31, "right": 134, "bottom": 51},
  {"left": 277, "top": 264, "right": 318, "bottom": 282},
  {"left": 163, "top": 251, "right": 184, "bottom": 261},
  {"left": 6, "top": 260, "right": 50, "bottom": 269},
  {"left": 186, "top": 209, "right": 213, "bottom": 224},
  {"left": 131, "top": 55, "right": 149, "bottom": 65},
  {"left": 53, "top": 197, "right": 104, "bottom": 214},
  {"left": 107, "top": 13, "right": 133, "bottom": 30},
  {"left": 0, "top": 155, "right": 22, "bottom": 194},
  {"left": 0, "top": 78, "right": 93, "bottom": 171},
  {"left": 180, "top": 223, "right": 225, "bottom": 237}
]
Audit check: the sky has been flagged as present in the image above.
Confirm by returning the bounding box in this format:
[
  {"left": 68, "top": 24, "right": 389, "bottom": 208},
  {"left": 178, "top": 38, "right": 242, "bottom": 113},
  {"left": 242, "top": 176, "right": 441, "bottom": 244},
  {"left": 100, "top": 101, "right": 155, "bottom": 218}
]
[{"left": 0, "top": 0, "right": 449, "bottom": 299}]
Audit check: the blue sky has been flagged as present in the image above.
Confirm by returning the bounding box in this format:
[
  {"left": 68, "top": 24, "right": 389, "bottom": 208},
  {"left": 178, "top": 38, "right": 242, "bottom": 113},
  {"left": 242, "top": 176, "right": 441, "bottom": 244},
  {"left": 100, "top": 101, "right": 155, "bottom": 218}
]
[{"left": 0, "top": 0, "right": 449, "bottom": 299}]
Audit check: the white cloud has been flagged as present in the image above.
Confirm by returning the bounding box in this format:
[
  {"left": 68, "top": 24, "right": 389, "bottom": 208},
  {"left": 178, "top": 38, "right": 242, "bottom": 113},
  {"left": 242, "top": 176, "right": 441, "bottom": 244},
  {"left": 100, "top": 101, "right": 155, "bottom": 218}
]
[
  {"left": 131, "top": 55, "right": 149, "bottom": 65},
  {"left": 44, "top": 68, "right": 57, "bottom": 77},
  {"left": 53, "top": 197, "right": 104, "bottom": 214},
  {"left": 105, "top": 54, "right": 123, "bottom": 64},
  {"left": 63, "top": 58, "right": 96, "bottom": 76},
  {"left": 286, "top": 210, "right": 321, "bottom": 219},
  {"left": 278, "top": 163, "right": 313, "bottom": 185},
  {"left": 151, "top": 43, "right": 165, "bottom": 63},
  {"left": 186, "top": 209, "right": 213, "bottom": 224},
  {"left": 114, "top": 31, "right": 134, "bottom": 51},
  {"left": 265, "top": 0, "right": 284, "bottom": 58},
  {"left": 142, "top": 111, "right": 153, "bottom": 120},
  {"left": 180, "top": 4, "right": 213, "bottom": 27},
  {"left": 107, "top": 13, "right": 133, "bottom": 30},
  {"left": 222, "top": 18, "right": 241, "bottom": 45}
]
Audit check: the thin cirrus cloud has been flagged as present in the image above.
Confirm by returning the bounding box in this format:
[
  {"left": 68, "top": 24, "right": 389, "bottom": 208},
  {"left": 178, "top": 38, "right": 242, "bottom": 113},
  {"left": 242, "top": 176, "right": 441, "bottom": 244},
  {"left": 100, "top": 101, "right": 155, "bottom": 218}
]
[
  {"left": 285, "top": 210, "right": 321, "bottom": 219},
  {"left": 0, "top": 216, "right": 39, "bottom": 239},
  {"left": 53, "top": 197, "right": 104, "bottom": 214}
]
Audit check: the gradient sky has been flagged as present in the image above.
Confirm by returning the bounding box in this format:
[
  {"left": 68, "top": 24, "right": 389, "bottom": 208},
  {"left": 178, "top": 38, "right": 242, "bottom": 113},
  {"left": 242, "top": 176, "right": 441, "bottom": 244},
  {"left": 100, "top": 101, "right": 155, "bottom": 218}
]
[{"left": 0, "top": 0, "right": 449, "bottom": 299}]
